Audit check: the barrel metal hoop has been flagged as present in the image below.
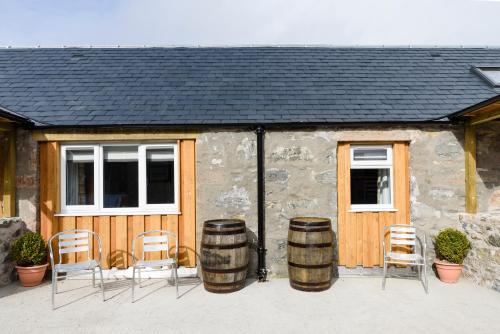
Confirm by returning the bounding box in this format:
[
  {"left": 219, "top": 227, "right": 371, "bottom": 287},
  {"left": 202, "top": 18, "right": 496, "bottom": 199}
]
[
  {"left": 204, "top": 278, "right": 247, "bottom": 287},
  {"left": 204, "top": 220, "right": 245, "bottom": 228},
  {"left": 202, "top": 265, "right": 248, "bottom": 274},
  {"left": 201, "top": 242, "right": 248, "bottom": 250},
  {"left": 287, "top": 241, "right": 332, "bottom": 248},
  {"left": 290, "top": 220, "right": 331, "bottom": 227},
  {"left": 287, "top": 261, "right": 332, "bottom": 269},
  {"left": 289, "top": 279, "right": 331, "bottom": 287},
  {"left": 289, "top": 226, "right": 331, "bottom": 232},
  {"left": 203, "top": 228, "right": 246, "bottom": 235}
]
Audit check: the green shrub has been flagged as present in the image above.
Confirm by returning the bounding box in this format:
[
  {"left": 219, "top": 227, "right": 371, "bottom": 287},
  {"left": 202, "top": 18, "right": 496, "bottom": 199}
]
[
  {"left": 434, "top": 228, "right": 471, "bottom": 264},
  {"left": 10, "top": 231, "right": 47, "bottom": 266}
]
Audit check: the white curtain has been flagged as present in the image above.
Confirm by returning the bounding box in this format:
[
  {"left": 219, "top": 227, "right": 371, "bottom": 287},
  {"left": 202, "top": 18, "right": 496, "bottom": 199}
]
[
  {"left": 377, "top": 169, "right": 390, "bottom": 204},
  {"left": 66, "top": 161, "right": 79, "bottom": 205}
]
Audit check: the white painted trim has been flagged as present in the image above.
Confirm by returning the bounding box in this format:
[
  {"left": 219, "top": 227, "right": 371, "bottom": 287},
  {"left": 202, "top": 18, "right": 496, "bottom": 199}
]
[
  {"left": 349, "top": 144, "right": 394, "bottom": 209},
  {"left": 59, "top": 142, "right": 180, "bottom": 215},
  {"left": 61, "top": 266, "right": 198, "bottom": 280},
  {"left": 348, "top": 208, "right": 397, "bottom": 212}
]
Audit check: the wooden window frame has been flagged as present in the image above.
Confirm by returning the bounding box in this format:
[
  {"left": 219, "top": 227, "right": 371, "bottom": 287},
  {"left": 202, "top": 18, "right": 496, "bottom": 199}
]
[
  {"left": 59, "top": 142, "right": 180, "bottom": 216},
  {"left": 349, "top": 144, "right": 395, "bottom": 212}
]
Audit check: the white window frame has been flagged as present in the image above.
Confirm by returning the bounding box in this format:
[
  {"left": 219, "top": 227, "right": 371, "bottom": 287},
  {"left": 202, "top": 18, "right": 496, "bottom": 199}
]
[
  {"left": 349, "top": 144, "right": 394, "bottom": 212},
  {"left": 59, "top": 142, "right": 179, "bottom": 215}
]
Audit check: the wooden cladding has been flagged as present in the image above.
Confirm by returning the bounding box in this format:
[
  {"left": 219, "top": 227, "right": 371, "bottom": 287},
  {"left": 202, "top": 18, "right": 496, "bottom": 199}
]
[
  {"left": 40, "top": 139, "right": 196, "bottom": 268},
  {"left": 337, "top": 142, "right": 410, "bottom": 268},
  {"left": 0, "top": 127, "right": 16, "bottom": 217}
]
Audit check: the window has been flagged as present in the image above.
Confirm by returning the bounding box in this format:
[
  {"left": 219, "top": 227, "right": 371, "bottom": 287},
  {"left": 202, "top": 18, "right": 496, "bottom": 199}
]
[
  {"left": 60, "top": 143, "right": 179, "bottom": 214},
  {"left": 472, "top": 66, "right": 500, "bottom": 88},
  {"left": 350, "top": 145, "right": 393, "bottom": 211}
]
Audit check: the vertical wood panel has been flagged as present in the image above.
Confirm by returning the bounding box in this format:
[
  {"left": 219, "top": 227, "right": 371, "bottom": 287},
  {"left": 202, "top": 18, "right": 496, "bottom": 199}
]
[
  {"left": 98, "top": 216, "right": 111, "bottom": 269},
  {"left": 110, "top": 216, "right": 117, "bottom": 267},
  {"left": 356, "top": 212, "right": 363, "bottom": 266},
  {"left": 162, "top": 215, "right": 179, "bottom": 259},
  {"left": 127, "top": 216, "right": 134, "bottom": 266},
  {"left": 465, "top": 122, "right": 477, "bottom": 213},
  {"left": 179, "top": 139, "right": 196, "bottom": 267},
  {"left": 115, "top": 216, "right": 128, "bottom": 268},
  {"left": 40, "top": 142, "right": 60, "bottom": 264},
  {"left": 131, "top": 215, "right": 145, "bottom": 262},
  {"left": 59, "top": 216, "right": 76, "bottom": 263},
  {"left": 76, "top": 216, "right": 93, "bottom": 262},
  {"left": 149, "top": 215, "right": 162, "bottom": 261},
  {"left": 337, "top": 143, "right": 347, "bottom": 265},
  {"left": 1, "top": 130, "right": 16, "bottom": 217}
]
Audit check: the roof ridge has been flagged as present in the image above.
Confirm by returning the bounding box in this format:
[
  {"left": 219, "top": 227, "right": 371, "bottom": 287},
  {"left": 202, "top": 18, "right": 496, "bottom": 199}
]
[{"left": 2, "top": 44, "right": 500, "bottom": 50}]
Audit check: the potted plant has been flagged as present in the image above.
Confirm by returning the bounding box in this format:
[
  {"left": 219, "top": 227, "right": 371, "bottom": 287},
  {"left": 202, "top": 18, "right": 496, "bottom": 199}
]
[
  {"left": 10, "top": 231, "right": 48, "bottom": 287},
  {"left": 434, "top": 228, "right": 471, "bottom": 283}
]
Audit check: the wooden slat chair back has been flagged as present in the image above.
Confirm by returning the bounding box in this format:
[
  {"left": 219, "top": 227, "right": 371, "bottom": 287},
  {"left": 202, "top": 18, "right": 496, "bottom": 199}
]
[
  {"left": 382, "top": 224, "right": 428, "bottom": 293},
  {"left": 48, "top": 229, "right": 105, "bottom": 309},
  {"left": 131, "top": 229, "right": 179, "bottom": 301}
]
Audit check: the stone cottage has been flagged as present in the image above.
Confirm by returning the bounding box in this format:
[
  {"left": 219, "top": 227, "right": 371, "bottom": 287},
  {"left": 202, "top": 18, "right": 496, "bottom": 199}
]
[{"left": 0, "top": 47, "right": 498, "bottom": 289}]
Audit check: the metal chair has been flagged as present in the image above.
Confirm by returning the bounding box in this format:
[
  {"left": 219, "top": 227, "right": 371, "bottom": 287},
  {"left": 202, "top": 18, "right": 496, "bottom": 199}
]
[
  {"left": 131, "top": 229, "right": 179, "bottom": 302},
  {"left": 48, "top": 229, "right": 105, "bottom": 309},
  {"left": 382, "top": 224, "right": 428, "bottom": 293}
]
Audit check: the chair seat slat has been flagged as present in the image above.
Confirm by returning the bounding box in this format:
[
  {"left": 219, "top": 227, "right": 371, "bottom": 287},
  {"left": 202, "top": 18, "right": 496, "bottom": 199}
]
[
  {"left": 59, "top": 239, "right": 89, "bottom": 247},
  {"left": 59, "top": 232, "right": 88, "bottom": 240},
  {"left": 390, "top": 233, "right": 416, "bottom": 239},
  {"left": 144, "top": 244, "right": 169, "bottom": 252},
  {"left": 144, "top": 235, "right": 168, "bottom": 243},
  {"left": 390, "top": 239, "right": 415, "bottom": 245},
  {"left": 59, "top": 246, "right": 89, "bottom": 254},
  {"left": 390, "top": 226, "right": 415, "bottom": 233}
]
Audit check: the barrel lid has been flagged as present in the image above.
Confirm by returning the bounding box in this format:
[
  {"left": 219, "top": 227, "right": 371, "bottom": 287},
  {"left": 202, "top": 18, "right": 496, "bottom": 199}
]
[
  {"left": 290, "top": 217, "right": 331, "bottom": 226},
  {"left": 204, "top": 219, "right": 246, "bottom": 228}
]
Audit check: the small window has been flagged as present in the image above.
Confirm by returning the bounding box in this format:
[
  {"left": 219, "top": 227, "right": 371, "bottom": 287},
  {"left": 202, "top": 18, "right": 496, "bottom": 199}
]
[
  {"left": 350, "top": 145, "right": 393, "bottom": 210},
  {"left": 472, "top": 66, "right": 500, "bottom": 87},
  {"left": 60, "top": 143, "right": 179, "bottom": 215}
]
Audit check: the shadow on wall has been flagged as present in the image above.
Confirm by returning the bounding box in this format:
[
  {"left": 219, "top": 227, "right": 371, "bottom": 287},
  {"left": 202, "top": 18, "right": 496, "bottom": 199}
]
[{"left": 246, "top": 228, "right": 258, "bottom": 278}]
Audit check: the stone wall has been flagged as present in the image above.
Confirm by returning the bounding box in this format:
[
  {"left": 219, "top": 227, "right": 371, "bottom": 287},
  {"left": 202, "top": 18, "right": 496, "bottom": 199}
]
[
  {"left": 461, "top": 213, "right": 500, "bottom": 292},
  {"left": 196, "top": 124, "right": 484, "bottom": 277},
  {"left": 0, "top": 217, "right": 27, "bottom": 286},
  {"left": 15, "top": 128, "right": 38, "bottom": 232}
]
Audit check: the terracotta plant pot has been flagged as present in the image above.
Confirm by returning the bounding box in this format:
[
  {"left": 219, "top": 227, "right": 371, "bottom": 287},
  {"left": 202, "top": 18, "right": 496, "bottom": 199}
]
[
  {"left": 434, "top": 259, "right": 463, "bottom": 283},
  {"left": 15, "top": 263, "right": 48, "bottom": 287}
]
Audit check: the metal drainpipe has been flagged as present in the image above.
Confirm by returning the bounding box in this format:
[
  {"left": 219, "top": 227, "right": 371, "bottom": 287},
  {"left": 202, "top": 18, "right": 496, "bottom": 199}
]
[{"left": 256, "top": 126, "right": 268, "bottom": 282}]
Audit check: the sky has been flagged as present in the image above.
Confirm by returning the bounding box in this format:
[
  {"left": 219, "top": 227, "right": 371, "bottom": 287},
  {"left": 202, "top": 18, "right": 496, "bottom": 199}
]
[{"left": 0, "top": 0, "right": 499, "bottom": 47}]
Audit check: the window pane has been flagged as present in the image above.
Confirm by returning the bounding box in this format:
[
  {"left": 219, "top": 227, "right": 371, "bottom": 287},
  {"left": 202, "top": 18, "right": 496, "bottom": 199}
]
[
  {"left": 146, "top": 148, "right": 175, "bottom": 204},
  {"left": 350, "top": 168, "right": 391, "bottom": 205},
  {"left": 66, "top": 150, "right": 94, "bottom": 205},
  {"left": 353, "top": 148, "right": 387, "bottom": 161},
  {"left": 103, "top": 146, "right": 138, "bottom": 208}
]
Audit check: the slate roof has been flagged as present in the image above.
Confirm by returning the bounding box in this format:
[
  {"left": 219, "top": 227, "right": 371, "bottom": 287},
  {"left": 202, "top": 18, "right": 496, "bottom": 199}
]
[{"left": 0, "top": 47, "right": 499, "bottom": 127}]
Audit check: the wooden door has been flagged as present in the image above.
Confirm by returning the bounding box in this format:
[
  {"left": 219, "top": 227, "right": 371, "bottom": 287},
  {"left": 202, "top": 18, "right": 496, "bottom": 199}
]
[{"left": 337, "top": 142, "right": 410, "bottom": 268}]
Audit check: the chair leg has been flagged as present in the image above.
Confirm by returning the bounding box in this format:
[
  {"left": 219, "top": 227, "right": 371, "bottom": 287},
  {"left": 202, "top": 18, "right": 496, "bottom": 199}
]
[
  {"left": 132, "top": 267, "right": 136, "bottom": 303},
  {"left": 52, "top": 270, "right": 56, "bottom": 310},
  {"left": 138, "top": 267, "right": 141, "bottom": 288},
  {"left": 423, "top": 263, "right": 429, "bottom": 294},
  {"left": 382, "top": 261, "right": 388, "bottom": 290},
  {"left": 92, "top": 268, "right": 96, "bottom": 288},
  {"left": 174, "top": 264, "right": 179, "bottom": 299},
  {"left": 98, "top": 266, "right": 105, "bottom": 301}
]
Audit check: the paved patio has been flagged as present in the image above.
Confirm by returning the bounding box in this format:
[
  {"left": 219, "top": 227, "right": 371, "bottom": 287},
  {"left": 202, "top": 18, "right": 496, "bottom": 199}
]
[{"left": 1, "top": 275, "right": 499, "bottom": 334}]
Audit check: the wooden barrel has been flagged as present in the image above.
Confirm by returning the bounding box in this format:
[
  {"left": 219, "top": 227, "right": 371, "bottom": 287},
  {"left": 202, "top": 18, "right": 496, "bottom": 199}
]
[
  {"left": 288, "top": 217, "right": 333, "bottom": 292},
  {"left": 201, "top": 219, "right": 249, "bottom": 293}
]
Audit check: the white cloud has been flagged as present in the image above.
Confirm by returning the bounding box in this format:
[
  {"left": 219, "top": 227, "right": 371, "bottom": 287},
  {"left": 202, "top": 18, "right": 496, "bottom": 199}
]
[{"left": 0, "top": 0, "right": 499, "bottom": 46}]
